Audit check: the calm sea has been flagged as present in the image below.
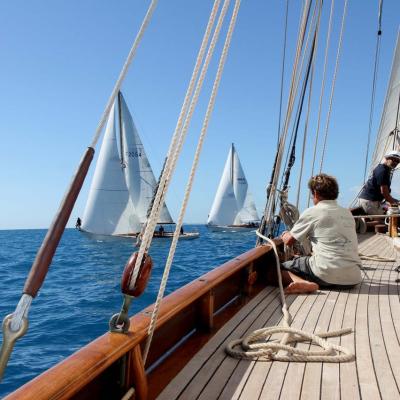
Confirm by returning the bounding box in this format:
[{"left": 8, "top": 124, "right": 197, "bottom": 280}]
[{"left": 0, "top": 225, "right": 259, "bottom": 396}]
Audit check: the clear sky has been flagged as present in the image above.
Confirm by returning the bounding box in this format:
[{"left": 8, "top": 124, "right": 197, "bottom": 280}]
[{"left": 0, "top": 0, "right": 399, "bottom": 230}]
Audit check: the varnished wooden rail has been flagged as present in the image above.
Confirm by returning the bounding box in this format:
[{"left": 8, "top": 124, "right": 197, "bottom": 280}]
[{"left": 5, "top": 244, "right": 274, "bottom": 400}]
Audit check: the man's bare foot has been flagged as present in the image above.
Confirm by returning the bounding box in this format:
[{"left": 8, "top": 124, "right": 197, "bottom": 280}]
[{"left": 284, "top": 281, "right": 319, "bottom": 294}]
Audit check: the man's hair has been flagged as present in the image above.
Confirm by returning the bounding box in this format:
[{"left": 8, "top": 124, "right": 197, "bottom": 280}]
[{"left": 308, "top": 173, "right": 339, "bottom": 200}]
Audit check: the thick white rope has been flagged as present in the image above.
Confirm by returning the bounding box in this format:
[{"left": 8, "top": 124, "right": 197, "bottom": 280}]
[
  {"left": 226, "top": 231, "right": 355, "bottom": 362},
  {"left": 263, "top": 0, "right": 312, "bottom": 231},
  {"left": 307, "top": 0, "right": 335, "bottom": 207},
  {"left": 296, "top": 0, "right": 323, "bottom": 207},
  {"left": 90, "top": 0, "right": 159, "bottom": 148},
  {"left": 127, "top": 0, "right": 222, "bottom": 291},
  {"left": 142, "top": 0, "right": 241, "bottom": 364},
  {"left": 318, "top": 0, "right": 349, "bottom": 173}
]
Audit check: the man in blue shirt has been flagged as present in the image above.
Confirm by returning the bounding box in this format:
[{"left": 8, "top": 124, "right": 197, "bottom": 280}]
[{"left": 359, "top": 150, "right": 400, "bottom": 215}]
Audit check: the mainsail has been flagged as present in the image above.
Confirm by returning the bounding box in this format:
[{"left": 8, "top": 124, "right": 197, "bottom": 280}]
[
  {"left": 207, "top": 144, "right": 259, "bottom": 227},
  {"left": 366, "top": 31, "right": 400, "bottom": 198},
  {"left": 118, "top": 92, "right": 173, "bottom": 225},
  {"left": 81, "top": 92, "right": 173, "bottom": 235}
]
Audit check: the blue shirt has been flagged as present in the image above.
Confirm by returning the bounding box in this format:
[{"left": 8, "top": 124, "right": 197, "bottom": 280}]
[{"left": 359, "top": 163, "right": 391, "bottom": 201}]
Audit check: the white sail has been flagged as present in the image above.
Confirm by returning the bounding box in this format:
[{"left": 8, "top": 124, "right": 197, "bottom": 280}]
[
  {"left": 370, "top": 31, "right": 400, "bottom": 169},
  {"left": 119, "top": 93, "right": 173, "bottom": 224},
  {"left": 81, "top": 104, "right": 140, "bottom": 235},
  {"left": 367, "top": 31, "right": 400, "bottom": 198},
  {"left": 207, "top": 144, "right": 259, "bottom": 226},
  {"left": 81, "top": 93, "right": 174, "bottom": 236}
]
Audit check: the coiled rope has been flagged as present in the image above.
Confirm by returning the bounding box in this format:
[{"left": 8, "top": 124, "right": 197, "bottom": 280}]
[{"left": 225, "top": 231, "right": 355, "bottom": 363}]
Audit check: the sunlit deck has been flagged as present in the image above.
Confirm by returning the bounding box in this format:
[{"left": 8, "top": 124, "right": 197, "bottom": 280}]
[{"left": 158, "top": 233, "right": 400, "bottom": 400}]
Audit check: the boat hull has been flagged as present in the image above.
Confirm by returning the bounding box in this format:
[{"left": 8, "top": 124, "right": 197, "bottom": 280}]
[
  {"left": 79, "top": 229, "right": 199, "bottom": 241},
  {"left": 206, "top": 224, "right": 259, "bottom": 232}
]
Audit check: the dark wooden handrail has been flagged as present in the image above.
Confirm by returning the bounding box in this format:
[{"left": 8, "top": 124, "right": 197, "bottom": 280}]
[{"left": 23, "top": 147, "right": 94, "bottom": 297}]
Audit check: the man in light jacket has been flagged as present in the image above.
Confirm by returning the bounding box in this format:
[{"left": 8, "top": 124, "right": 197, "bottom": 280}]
[{"left": 279, "top": 173, "right": 362, "bottom": 294}]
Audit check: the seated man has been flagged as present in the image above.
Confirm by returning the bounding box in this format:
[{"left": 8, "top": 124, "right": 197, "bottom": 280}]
[
  {"left": 358, "top": 150, "right": 400, "bottom": 215},
  {"left": 279, "top": 173, "right": 362, "bottom": 294}
]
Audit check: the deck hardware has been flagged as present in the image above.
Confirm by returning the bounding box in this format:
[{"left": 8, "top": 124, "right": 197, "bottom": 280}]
[
  {"left": 109, "top": 295, "right": 133, "bottom": 333},
  {"left": 0, "top": 314, "right": 29, "bottom": 380}
]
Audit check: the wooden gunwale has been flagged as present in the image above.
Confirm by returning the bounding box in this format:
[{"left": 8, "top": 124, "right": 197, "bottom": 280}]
[{"left": 5, "top": 244, "right": 273, "bottom": 400}]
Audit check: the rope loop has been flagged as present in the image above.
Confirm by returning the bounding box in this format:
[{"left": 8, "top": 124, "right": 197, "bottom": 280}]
[{"left": 226, "top": 230, "right": 355, "bottom": 363}]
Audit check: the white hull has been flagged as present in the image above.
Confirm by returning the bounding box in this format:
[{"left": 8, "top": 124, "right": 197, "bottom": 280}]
[
  {"left": 206, "top": 224, "right": 259, "bottom": 232},
  {"left": 79, "top": 229, "right": 199, "bottom": 241}
]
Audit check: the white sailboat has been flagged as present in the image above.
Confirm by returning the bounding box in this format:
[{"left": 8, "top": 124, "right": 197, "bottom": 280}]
[
  {"left": 80, "top": 92, "right": 199, "bottom": 240},
  {"left": 207, "top": 143, "right": 260, "bottom": 231}
]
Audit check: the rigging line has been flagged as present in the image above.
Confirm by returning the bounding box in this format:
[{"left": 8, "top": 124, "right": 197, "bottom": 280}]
[
  {"left": 272, "top": 27, "right": 319, "bottom": 239},
  {"left": 283, "top": 36, "right": 317, "bottom": 192},
  {"left": 318, "top": 0, "right": 349, "bottom": 173},
  {"left": 142, "top": 0, "right": 242, "bottom": 364},
  {"left": 363, "top": 0, "right": 384, "bottom": 183},
  {"left": 145, "top": 0, "right": 232, "bottom": 244},
  {"left": 280, "top": 0, "right": 320, "bottom": 191},
  {"left": 257, "top": 0, "right": 312, "bottom": 243},
  {"left": 277, "top": 0, "right": 290, "bottom": 147},
  {"left": 90, "top": 0, "right": 159, "bottom": 149},
  {"left": 127, "top": 0, "right": 223, "bottom": 291},
  {"left": 267, "top": 0, "right": 312, "bottom": 204},
  {"left": 308, "top": 0, "right": 335, "bottom": 207},
  {"left": 296, "top": 0, "right": 323, "bottom": 208}
]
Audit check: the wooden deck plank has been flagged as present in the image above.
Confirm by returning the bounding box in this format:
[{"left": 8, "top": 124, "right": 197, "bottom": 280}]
[
  {"left": 299, "top": 290, "right": 338, "bottom": 400},
  {"left": 158, "top": 233, "right": 400, "bottom": 400},
  {"left": 197, "top": 293, "right": 302, "bottom": 400},
  {"left": 158, "top": 287, "right": 278, "bottom": 399},
  {"left": 368, "top": 251, "right": 399, "bottom": 398},
  {"left": 355, "top": 236, "right": 383, "bottom": 400},
  {"left": 259, "top": 291, "right": 325, "bottom": 400},
  {"left": 280, "top": 290, "right": 331, "bottom": 400},
  {"left": 387, "top": 266, "right": 400, "bottom": 389},
  {"left": 320, "top": 289, "right": 347, "bottom": 400},
  {"left": 192, "top": 291, "right": 286, "bottom": 400},
  {"left": 377, "top": 264, "right": 400, "bottom": 395},
  {"left": 339, "top": 285, "right": 361, "bottom": 400},
  {"left": 233, "top": 294, "right": 308, "bottom": 400}
]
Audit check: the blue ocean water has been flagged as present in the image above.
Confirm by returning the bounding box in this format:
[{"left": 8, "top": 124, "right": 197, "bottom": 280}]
[{"left": 0, "top": 225, "right": 259, "bottom": 397}]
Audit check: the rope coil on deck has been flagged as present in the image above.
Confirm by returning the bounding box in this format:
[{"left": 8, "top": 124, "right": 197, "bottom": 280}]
[{"left": 225, "top": 232, "right": 355, "bottom": 363}]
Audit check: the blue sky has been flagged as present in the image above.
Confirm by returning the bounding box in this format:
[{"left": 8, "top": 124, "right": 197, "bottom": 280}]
[{"left": 0, "top": 0, "right": 399, "bottom": 229}]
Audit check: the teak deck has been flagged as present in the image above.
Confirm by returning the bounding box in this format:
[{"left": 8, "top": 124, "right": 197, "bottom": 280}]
[{"left": 158, "top": 233, "right": 400, "bottom": 400}]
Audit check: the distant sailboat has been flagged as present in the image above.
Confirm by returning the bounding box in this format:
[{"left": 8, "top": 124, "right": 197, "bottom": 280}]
[
  {"left": 80, "top": 92, "right": 199, "bottom": 240},
  {"left": 207, "top": 144, "right": 260, "bottom": 231}
]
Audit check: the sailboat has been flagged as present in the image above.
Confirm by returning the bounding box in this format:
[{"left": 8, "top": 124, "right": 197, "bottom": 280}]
[
  {"left": 207, "top": 144, "right": 260, "bottom": 231},
  {"left": 3, "top": 1, "right": 400, "bottom": 399},
  {"left": 80, "top": 92, "right": 199, "bottom": 241}
]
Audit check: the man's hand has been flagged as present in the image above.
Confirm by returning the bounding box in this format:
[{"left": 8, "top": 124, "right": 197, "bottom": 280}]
[{"left": 281, "top": 230, "right": 296, "bottom": 246}]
